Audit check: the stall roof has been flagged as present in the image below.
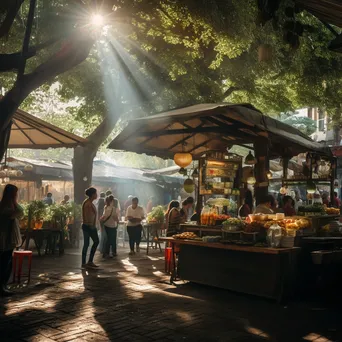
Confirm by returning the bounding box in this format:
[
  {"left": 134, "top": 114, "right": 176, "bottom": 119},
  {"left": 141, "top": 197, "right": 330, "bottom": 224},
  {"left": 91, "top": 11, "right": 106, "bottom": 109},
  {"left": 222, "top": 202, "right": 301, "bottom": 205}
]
[
  {"left": 7, "top": 157, "right": 184, "bottom": 184},
  {"left": 9, "top": 109, "right": 86, "bottom": 149},
  {"left": 108, "top": 103, "right": 332, "bottom": 159},
  {"left": 92, "top": 160, "right": 155, "bottom": 183}
]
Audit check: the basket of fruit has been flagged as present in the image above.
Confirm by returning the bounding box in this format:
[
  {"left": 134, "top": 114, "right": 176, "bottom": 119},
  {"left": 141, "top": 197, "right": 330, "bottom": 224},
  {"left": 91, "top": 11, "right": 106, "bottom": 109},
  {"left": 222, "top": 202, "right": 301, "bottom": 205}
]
[
  {"left": 222, "top": 218, "right": 243, "bottom": 232},
  {"left": 324, "top": 206, "right": 340, "bottom": 216},
  {"left": 215, "top": 214, "right": 231, "bottom": 226},
  {"left": 172, "top": 232, "right": 199, "bottom": 240}
]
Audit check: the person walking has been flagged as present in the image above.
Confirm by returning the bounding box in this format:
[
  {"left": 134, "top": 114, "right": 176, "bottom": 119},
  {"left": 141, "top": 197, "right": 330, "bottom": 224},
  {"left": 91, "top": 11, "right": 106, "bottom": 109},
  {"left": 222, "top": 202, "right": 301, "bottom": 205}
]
[
  {"left": 0, "top": 184, "right": 23, "bottom": 296},
  {"left": 82, "top": 187, "right": 99, "bottom": 269},
  {"left": 100, "top": 196, "right": 120, "bottom": 258},
  {"left": 126, "top": 197, "right": 145, "bottom": 255}
]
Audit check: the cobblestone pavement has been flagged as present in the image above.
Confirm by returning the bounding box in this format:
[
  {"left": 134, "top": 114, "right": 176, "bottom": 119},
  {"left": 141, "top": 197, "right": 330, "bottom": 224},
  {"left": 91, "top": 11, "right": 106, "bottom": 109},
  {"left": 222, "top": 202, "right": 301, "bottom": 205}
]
[{"left": 1, "top": 245, "right": 342, "bottom": 342}]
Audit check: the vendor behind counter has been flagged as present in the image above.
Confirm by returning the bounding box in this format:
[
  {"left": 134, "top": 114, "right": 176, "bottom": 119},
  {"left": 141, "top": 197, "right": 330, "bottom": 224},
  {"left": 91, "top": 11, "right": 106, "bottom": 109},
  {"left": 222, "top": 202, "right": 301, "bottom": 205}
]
[{"left": 254, "top": 195, "right": 275, "bottom": 214}]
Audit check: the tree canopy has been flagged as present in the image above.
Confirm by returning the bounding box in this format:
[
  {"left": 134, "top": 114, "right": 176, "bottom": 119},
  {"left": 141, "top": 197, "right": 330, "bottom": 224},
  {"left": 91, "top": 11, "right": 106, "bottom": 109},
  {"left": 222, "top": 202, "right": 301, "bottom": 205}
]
[{"left": 1, "top": 0, "right": 342, "bottom": 156}]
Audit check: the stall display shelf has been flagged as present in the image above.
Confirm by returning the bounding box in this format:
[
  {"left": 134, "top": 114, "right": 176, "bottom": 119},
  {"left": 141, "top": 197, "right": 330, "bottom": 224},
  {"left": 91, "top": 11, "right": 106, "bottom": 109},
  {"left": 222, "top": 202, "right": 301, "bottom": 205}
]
[{"left": 270, "top": 178, "right": 331, "bottom": 183}]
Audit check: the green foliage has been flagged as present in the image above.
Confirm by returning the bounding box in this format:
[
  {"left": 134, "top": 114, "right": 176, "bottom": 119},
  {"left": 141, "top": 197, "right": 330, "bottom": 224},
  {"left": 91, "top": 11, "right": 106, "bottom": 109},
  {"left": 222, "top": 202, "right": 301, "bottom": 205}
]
[
  {"left": 279, "top": 112, "right": 317, "bottom": 136},
  {"left": 3, "top": 0, "right": 342, "bottom": 171},
  {"left": 28, "top": 200, "right": 47, "bottom": 221},
  {"left": 147, "top": 205, "right": 165, "bottom": 223}
]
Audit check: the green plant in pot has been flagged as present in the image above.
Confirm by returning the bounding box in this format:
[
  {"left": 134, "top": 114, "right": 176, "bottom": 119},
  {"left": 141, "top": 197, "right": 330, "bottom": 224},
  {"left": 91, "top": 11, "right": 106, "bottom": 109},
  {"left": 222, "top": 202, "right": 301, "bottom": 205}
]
[
  {"left": 147, "top": 206, "right": 165, "bottom": 224},
  {"left": 28, "top": 200, "right": 47, "bottom": 229}
]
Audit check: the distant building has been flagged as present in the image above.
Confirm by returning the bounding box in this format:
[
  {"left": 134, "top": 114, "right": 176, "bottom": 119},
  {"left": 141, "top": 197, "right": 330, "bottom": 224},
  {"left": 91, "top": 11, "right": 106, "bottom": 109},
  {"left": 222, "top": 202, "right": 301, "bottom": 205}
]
[
  {"left": 292, "top": 107, "right": 340, "bottom": 145},
  {"left": 291, "top": 108, "right": 342, "bottom": 197}
]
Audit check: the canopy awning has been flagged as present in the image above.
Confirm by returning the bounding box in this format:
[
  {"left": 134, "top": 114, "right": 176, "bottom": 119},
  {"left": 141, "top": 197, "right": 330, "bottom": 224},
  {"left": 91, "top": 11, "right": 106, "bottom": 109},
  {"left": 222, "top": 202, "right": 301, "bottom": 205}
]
[
  {"left": 108, "top": 103, "right": 332, "bottom": 159},
  {"left": 9, "top": 109, "right": 86, "bottom": 149}
]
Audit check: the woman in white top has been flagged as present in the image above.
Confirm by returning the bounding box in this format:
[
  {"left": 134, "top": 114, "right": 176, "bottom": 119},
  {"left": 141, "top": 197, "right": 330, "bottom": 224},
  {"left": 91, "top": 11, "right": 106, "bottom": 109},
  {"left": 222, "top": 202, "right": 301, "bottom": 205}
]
[
  {"left": 100, "top": 195, "right": 120, "bottom": 258},
  {"left": 125, "top": 197, "right": 145, "bottom": 255}
]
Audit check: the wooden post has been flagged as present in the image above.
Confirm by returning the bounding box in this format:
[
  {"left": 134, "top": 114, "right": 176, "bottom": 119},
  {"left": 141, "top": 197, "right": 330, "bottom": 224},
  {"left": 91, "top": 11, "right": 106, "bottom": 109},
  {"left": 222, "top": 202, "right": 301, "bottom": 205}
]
[
  {"left": 254, "top": 139, "right": 269, "bottom": 205},
  {"left": 196, "top": 159, "right": 203, "bottom": 221},
  {"left": 331, "top": 157, "right": 337, "bottom": 206}
]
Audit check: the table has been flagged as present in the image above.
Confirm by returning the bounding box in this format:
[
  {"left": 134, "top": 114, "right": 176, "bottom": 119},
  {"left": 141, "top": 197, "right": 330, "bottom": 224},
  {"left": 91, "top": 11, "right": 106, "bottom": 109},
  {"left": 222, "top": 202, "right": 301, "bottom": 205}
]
[
  {"left": 159, "top": 237, "right": 300, "bottom": 302},
  {"left": 22, "top": 229, "right": 64, "bottom": 256}
]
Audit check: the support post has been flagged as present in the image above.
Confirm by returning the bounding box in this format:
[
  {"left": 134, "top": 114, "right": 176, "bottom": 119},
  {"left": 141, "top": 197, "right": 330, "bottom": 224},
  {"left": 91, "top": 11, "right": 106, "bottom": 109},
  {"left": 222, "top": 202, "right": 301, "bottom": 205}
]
[{"left": 254, "top": 139, "right": 269, "bottom": 205}]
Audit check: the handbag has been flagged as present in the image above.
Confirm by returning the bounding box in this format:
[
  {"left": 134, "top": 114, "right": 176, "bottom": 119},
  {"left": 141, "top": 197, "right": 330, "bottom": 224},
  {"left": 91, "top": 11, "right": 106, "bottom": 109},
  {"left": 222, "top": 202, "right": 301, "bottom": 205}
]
[{"left": 101, "top": 208, "right": 114, "bottom": 224}]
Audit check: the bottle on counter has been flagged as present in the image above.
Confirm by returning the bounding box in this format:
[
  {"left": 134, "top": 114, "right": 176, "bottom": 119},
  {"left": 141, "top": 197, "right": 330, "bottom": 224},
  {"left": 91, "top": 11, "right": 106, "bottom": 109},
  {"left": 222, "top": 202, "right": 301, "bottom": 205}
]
[{"left": 200, "top": 205, "right": 210, "bottom": 226}]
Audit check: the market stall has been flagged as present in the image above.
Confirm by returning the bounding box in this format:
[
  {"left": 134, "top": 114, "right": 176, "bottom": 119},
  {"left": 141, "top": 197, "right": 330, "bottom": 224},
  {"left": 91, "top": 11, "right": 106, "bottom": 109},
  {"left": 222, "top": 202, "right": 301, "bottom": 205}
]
[
  {"left": 160, "top": 236, "right": 300, "bottom": 302},
  {"left": 108, "top": 103, "right": 339, "bottom": 299}
]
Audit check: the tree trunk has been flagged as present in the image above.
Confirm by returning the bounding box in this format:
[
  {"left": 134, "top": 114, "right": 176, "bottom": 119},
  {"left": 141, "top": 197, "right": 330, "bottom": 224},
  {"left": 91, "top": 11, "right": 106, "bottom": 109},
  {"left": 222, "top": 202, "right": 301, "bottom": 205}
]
[
  {"left": 72, "top": 145, "right": 97, "bottom": 204},
  {"left": 72, "top": 117, "right": 120, "bottom": 204}
]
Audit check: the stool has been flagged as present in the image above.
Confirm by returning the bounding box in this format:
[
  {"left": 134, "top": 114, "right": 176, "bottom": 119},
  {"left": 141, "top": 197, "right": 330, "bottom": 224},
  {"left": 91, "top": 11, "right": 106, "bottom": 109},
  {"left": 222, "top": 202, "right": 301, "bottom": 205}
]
[
  {"left": 12, "top": 250, "right": 33, "bottom": 284},
  {"left": 165, "top": 247, "right": 172, "bottom": 273}
]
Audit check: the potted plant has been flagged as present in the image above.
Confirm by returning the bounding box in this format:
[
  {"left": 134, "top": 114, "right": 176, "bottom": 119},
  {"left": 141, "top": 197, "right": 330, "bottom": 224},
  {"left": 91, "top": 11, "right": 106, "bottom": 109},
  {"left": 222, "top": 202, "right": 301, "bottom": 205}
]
[
  {"left": 147, "top": 206, "right": 165, "bottom": 224},
  {"left": 19, "top": 202, "right": 29, "bottom": 229},
  {"left": 28, "top": 200, "right": 47, "bottom": 229}
]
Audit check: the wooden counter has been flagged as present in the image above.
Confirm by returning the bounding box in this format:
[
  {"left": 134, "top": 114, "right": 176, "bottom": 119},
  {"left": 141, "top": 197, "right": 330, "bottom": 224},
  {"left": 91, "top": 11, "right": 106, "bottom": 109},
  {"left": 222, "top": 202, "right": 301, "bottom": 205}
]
[
  {"left": 160, "top": 237, "right": 300, "bottom": 302},
  {"left": 159, "top": 237, "right": 299, "bottom": 255}
]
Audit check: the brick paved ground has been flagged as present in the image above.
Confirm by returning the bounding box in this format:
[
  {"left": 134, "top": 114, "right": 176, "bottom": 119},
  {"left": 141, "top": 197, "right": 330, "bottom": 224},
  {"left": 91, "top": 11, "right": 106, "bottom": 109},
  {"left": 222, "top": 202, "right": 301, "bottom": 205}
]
[{"left": 1, "top": 244, "right": 342, "bottom": 342}]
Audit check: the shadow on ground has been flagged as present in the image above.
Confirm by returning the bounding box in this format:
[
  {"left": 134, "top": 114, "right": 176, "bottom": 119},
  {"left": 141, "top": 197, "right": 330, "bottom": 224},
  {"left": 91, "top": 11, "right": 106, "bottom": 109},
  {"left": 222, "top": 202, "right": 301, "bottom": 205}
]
[{"left": 0, "top": 246, "right": 341, "bottom": 341}]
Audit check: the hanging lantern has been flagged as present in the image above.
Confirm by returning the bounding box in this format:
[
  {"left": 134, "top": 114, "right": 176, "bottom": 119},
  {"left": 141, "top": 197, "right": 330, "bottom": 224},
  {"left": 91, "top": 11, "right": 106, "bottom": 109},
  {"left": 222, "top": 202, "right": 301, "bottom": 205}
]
[
  {"left": 16, "top": 170, "right": 23, "bottom": 177},
  {"left": 174, "top": 153, "right": 192, "bottom": 168},
  {"left": 266, "top": 170, "right": 272, "bottom": 179},
  {"left": 24, "top": 164, "right": 33, "bottom": 171},
  {"left": 184, "top": 178, "right": 195, "bottom": 193},
  {"left": 247, "top": 176, "right": 256, "bottom": 185},
  {"left": 191, "top": 168, "right": 199, "bottom": 178},
  {"left": 307, "top": 181, "right": 316, "bottom": 194},
  {"left": 179, "top": 167, "right": 188, "bottom": 176},
  {"left": 0, "top": 170, "right": 6, "bottom": 178},
  {"left": 244, "top": 151, "right": 257, "bottom": 165},
  {"left": 4, "top": 177, "right": 10, "bottom": 183}
]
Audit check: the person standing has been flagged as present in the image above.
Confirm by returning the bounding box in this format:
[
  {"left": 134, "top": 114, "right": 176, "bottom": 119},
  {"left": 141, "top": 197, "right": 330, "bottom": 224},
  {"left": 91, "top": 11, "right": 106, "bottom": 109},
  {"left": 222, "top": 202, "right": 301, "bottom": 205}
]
[
  {"left": 126, "top": 197, "right": 145, "bottom": 255},
  {"left": 124, "top": 195, "right": 133, "bottom": 213},
  {"left": 97, "top": 193, "right": 106, "bottom": 219},
  {"left": 61, "top": 195, "right": 70, "bottom": 205},
  {"left": 100, "top": 196, "right": 120, "bottom": 258},
  {"left": 283, "top": 195, "right": 296, "bottom": 216},
  {"left": 97, "top": 192, "right": 106, "bottom": 254},
  {"left": 254, "top": 195, "right": 275, "bottom": 214},
  {"left": 82, "top": 187, "right": 99, "bottom": 269},
  {"left": 0, "top": 184, "right": 23, "bottom": 296},
  {"left": 43, "top": 192, "right": 54, "bottom": 206},
  {"left": 165, "top": 200, "right": 181, "bottom": 236},
  {"left": 333, "top": 191, "right": 341, "bottom": 208}
]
